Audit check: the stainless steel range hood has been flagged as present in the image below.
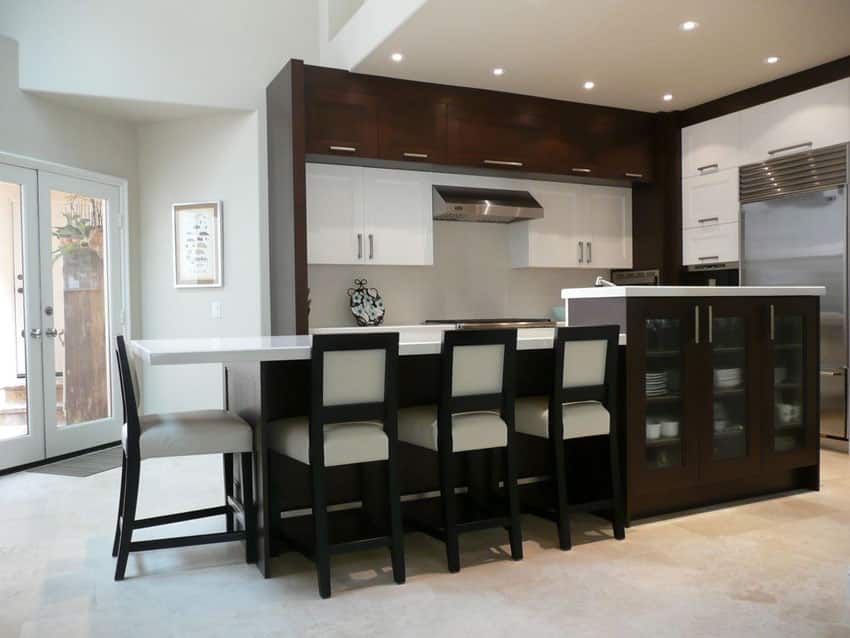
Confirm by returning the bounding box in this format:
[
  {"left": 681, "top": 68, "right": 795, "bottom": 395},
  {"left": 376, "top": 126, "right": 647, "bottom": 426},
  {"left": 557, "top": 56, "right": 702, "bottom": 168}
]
[{"left": 432, "top": 185, "right": 543, "bottom": 223}]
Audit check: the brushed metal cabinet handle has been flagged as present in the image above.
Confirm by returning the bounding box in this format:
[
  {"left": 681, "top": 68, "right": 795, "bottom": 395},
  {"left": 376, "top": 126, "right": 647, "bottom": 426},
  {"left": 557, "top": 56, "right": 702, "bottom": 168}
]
[
  {"left": 483, "top": 159, "right": 524, "bottom": 167},
  {"left": 357, "top": 233, "right": 363, "bottom": 260},
  {"left": 403, "top": 152, "right": 428, "bottom": 159},
  {"left": 769, "top": 304, "right": 775, "bottom": 341},
  {"left": 625, "top": 172, "right": 643, "bottom": 178},
  {"left": 330, "top": 145, "right": 357, "bottom": 153},
  {"left": 571, "top": 167, "right": 592, "bottom": 173},
  {"left": 578, "top": 241, "right": 584, "bottom": 264},
  {"left": 368, "top": 234, "right": 374, "bottom": 260},
  {"left": 767, "top": 141, "right": 812, "bottom": 156},
  {"left": 698, "top": 255, "right": 720, "bottom": 261},
  {"left": 697, "top": 217, "right": 720, "bottom": 224},
  {"left": 694, "top": 306, "right": 700, "bottom": 345},
  {"left": 696, "top": 163, "right": 719, "bottom": 173},
  {"left": 587, "top": 241, "right": 592, "bottom": 263},
  {"left": 707, "top": 305, "right": 713, "bottom": 344}
]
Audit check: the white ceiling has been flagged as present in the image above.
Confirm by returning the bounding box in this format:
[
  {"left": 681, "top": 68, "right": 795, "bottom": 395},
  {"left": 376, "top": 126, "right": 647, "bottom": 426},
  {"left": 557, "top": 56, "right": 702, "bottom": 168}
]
[{"left": 354, "top": 0, "right": 850, "bottom": 112}]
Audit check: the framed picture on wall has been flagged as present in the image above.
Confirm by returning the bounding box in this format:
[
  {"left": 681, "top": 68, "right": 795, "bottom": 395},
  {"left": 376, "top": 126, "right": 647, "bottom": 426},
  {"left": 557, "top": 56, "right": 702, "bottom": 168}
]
[{"left": 172, "top": 201, "right": 223, "bottom": 288}]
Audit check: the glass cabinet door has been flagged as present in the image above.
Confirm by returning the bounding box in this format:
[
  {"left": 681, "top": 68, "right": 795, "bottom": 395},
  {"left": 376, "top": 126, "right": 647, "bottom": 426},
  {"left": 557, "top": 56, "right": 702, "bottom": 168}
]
[
  {"left": 710, "top": 311, "right": 748, "bottom": 461},
  {"left": 771, "top": 313, "right": 806, "bottom": 453},
  {"left": 644, "top": 317, "right": 685, "bottom": 471}
]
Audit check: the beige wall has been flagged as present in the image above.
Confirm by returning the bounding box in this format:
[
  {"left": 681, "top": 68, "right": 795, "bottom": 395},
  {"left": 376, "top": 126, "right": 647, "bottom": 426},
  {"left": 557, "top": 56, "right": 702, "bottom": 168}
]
[{"left": 308, "top": 221, "right": 605, "bottom": 327}]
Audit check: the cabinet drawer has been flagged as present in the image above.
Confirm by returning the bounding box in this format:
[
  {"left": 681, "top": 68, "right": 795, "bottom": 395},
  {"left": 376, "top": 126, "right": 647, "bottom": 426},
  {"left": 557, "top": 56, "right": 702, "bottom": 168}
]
[
  {"left": 682, "top": 222, "right": 739, "bottom": 266},
  {"left": 740, "top": 78, "right": 850, "bottom": 164},
  {"left": 682, "top": 112, "right": 740, "bottom": 177},
  {"left": 682, "top": 169, "right": 739, "bottom": 230}
]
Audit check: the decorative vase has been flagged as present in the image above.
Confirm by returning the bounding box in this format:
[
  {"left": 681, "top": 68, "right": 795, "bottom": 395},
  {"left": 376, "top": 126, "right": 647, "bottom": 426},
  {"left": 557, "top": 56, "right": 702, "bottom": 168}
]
[{"left": 347, "top": 278, "right": 385, "bottom": 326}]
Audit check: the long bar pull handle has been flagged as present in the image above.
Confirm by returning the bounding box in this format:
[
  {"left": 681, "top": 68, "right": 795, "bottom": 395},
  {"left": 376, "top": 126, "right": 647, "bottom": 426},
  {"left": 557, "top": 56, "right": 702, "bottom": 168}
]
[
  {"left": 403, "top": 152, "right": 429, "bottom": 159},
  {"left": 368, "top": 234, "right": 374, "bottom": 260},
  {"left": 694, "top": 306, "right": 700, "bottom": 345},
  {"left": 698, "top": 255, "right": 720, "bottom": 261},
  {"left": 578, "top": 241, "right": 584, "bottom": 264},
  {"left": 707, "top": 305, "right": 713, "bottom": 344},
  {"left": 769, "top": 304, "right": 775, "bottom": 341},
  {"left": 357, "top": 233, "right": 363, "bottom": 260},
  {"left": 697, "top": 163, "right": 719, "bottom": 173},
  {"left": 483, "top": 159, "right": 524, "bottom": 167},
  {"left": 767, "top": 141, "right": 812, "bottom": 156},
  {"left": 625, "top": 172, "right": 643, "bottom": 179},
  {"left": 571, "top": 167, "right": 592, "bottom": 174},
  {"left": 697, "top": 216, "right": 719, "bottom": 224},
  {"left": 330, "top": 145, "right": 357, "bottom": 153},
  {"left": 587, "top": 241, "right": 592, "bottom": 264}
]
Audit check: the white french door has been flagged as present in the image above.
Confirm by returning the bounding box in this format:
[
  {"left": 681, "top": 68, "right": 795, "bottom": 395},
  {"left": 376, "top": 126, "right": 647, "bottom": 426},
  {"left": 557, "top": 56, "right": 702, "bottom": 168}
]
[{"left": 0, "top": 163, "right": 124, "bottom": 470}]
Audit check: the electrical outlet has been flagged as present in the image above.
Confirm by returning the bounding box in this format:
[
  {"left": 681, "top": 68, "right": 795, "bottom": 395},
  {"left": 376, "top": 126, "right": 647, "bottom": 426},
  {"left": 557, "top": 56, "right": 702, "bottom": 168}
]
[{"left": 211, "top": 301, "right": 222, "bottom": 319}]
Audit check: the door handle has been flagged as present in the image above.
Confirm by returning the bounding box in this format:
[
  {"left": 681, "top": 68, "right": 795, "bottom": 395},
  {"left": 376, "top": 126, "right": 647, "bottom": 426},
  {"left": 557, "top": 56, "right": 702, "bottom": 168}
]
[
  {"left": 30, "top": 328, "right": 42, "bottom": 339},
  {"left": 329, "top": 145, "right": 357, "bottom": 153},
  {"left": 45, "top": 328, "right": 59, "bottom": 338},
  {"left": 571, "top": 167, "right": 592, "bottom": 174},
  {"left": 625, "top": 172, "right": 643, "bottom": 179},
  {"left": 694, "top": 306, "right": 700, "bottom": 344},
  {"left": 403, "top": 152, "right": 429, "bottom": 159},
  {"left": 697, "top": 163, "right": 719, "bottom": 173},
  {"left": 707, "top": 305, "right": 713, "bottom": 344},
  {"left": 587, "top": 241, "right": 592, "bottom": 263},
  {"left": 483, "top": 159, "right": 523, "bottom": 167},
  {"left": 368, "top": 234, "right": 374, "bottom": 260},
  {"left": 769, "top": 304, "right": 775, "bottom": 341},
  {"left": 697, "top": 217, "right": 719, "bottom": 224},
  {"left": 578, "top": 241, "right": 584, "bottom": 264},
  {"left": 357, "top": 233, "right": 363, "bottom": 260},
  {"left": 820, "top": 369, "right": 847, "bottom": 377},
  {"left": 767, "top": 141, "right": 812, "bottom": 156}
]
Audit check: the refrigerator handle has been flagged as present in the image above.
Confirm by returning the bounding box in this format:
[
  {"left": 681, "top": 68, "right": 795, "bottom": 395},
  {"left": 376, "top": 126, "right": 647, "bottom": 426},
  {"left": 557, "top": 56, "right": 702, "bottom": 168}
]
[{"left": 769, "top": 304, "right": 775, "bottom": 341}]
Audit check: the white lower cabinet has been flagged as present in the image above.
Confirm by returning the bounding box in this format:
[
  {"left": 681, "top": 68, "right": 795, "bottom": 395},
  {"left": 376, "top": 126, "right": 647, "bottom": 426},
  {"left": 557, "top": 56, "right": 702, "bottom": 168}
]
[
  {"left": 306, "top": 163, "right": 433, "bottom": 266},
  {"left": 511, "top": 181, "right": 632, "bottom": 269},
  {"left": 682, "top": 168, "right": 739, "bottom": 229},
  {"left": 682, "top": 222, "right": 739, "bottom": 266}
]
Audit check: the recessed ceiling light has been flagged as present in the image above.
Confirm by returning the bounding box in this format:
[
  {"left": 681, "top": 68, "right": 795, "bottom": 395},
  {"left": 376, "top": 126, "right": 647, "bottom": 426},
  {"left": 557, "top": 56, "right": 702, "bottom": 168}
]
[
  {"left": 680, "top": 20, "right": 699, "bottom": 31},
  {"left": 492, "top": 67, "right": 504, "bottom": 76},
  {"left": 583, "top": 81, "right": 595, "bottom": 90},
  {"left": 391, "top": 52, "right": 404, "bottom": 62},
  {"left": 663, "top": 93, "right": 674, "bottom": 102},
  {"left": 765, "top": 56, "right": 780, "bottom": 64}
]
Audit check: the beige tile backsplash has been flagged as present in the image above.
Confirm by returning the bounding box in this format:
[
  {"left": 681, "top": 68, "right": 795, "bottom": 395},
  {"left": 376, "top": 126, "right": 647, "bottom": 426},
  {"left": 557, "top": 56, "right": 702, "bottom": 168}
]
[{"left": 308, "top": 221, "right": 605, "bottom": 327}]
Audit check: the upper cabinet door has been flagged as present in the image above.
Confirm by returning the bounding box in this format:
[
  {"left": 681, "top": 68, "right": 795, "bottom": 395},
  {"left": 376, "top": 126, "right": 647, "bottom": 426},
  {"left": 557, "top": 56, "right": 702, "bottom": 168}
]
[
  {"left": 511, "top": 181, "right": 582, "bottom": 268},
  {"left": 682, "top": 112, "right": 741, "bottom": 177},
  {"left": 446, "top": 100, "right": 560, "bottom": 172},
  {"left": 682, "top": 169, "right": 739, "bottom": 229},
  {"left": 305, "top": 87, "right": 379, "bottom": 158},
  {"left": 740, "top": 79, "right": 850, "bottom": 164},
  {"left": 362, "top": 168, "right": 433, "bottom": 266},
  {"left": 583, "top": 186, "right": 633, "bottom": 269},
  {"left": 306, "top": 163, "right": 365, "bottom": 264},
  {"left": 378, "top": 94, "right": 448, "bottom": 164}
]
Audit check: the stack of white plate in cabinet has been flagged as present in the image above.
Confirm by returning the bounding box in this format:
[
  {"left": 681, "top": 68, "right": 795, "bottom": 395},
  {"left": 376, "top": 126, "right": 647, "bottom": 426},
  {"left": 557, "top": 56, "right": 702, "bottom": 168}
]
[
  {"left": 646, "top": 371, "right": 668, "bottom": 396},
  {"left": 714, "top": 368, "right": 742, "bottom": 389}
]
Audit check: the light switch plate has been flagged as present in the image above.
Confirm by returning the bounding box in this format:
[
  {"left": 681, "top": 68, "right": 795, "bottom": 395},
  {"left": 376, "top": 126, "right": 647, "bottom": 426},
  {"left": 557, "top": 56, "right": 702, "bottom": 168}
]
[{"left": 211, "top": 301, "right": 222, "bottom": 319}]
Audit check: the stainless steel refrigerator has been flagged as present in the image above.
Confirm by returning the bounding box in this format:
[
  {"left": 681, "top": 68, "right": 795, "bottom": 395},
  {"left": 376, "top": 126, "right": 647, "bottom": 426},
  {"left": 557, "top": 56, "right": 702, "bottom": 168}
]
[{"left": 740, "top": 143, "right": 849, "bottom": 441}]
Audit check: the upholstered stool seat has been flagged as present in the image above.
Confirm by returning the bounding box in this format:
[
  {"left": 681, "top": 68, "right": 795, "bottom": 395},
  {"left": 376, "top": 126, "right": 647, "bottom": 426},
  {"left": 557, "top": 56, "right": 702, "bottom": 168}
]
[
  {"left": 398, "top": 406, "right": 507, "bottom": 452},
  {"left": 515, "top": 397, "right": 610, "bottom": 440},
  {"left": 268, "top": 417, "right": 388, "bottom": 466},
  {"left": 123, "top": 409, "right": 253, "bottom": 459}
]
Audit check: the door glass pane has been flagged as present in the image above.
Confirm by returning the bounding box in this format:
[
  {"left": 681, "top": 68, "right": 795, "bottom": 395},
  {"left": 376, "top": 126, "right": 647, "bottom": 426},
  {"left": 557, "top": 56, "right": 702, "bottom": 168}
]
[
  {"left": 711, "top": 315, "right": 747, "bottom": 460},
  {"left": 645, "top": 318, "right": 683, "bottom": 470},
  {"left": 0, "top": 181, "right": 28, "bottom": 440},
  {"left": 50, "top": 190, "right": 110, "bottom": 427},
  {"left": 774, "top": 315, "right": 805, "bottom": 452}
]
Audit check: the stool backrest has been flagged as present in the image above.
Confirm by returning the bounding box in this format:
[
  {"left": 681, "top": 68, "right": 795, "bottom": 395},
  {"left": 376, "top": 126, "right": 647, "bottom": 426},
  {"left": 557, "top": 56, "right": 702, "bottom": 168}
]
[
  {"left": 550, "top": 325, "right": 619, "bottom": 436},
  {"left": 309, "top": 333, "right": 399, "bottom": 464},
  {"left": 439, "top": 328, "right": 517, "bottom": 424},
  {"left": 115, "top": 335, "right": 141, "bottom": 460}
]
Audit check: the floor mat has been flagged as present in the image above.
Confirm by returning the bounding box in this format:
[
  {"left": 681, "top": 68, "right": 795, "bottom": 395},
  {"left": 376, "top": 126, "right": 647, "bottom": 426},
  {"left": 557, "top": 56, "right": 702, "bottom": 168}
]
[{"left": 27, "top": 446, "right": 123, "bottom": 477}]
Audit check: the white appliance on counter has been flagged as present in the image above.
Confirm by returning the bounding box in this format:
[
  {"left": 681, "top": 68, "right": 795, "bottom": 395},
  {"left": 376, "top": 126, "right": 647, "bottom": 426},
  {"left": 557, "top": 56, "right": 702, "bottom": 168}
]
[{"left": 739, "top": 143, "right": 849, "bottom": 441}]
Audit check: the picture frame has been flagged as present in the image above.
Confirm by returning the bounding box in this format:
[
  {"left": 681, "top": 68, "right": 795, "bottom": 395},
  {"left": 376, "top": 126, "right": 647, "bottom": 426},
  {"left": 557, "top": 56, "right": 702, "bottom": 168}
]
[{"left": 172, "top": 201, "right": 223, "bottom": 288}]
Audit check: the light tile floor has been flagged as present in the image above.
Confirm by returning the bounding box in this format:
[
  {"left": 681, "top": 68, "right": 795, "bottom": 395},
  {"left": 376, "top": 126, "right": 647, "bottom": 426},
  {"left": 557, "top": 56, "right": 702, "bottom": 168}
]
[{"left": 1, "top": 451, "right": 849, "bottom": 637}]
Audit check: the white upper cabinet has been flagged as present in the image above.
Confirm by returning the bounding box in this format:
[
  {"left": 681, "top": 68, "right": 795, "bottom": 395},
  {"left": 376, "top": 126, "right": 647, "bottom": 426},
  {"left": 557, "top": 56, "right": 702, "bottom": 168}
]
[
  {"left": 306, "top": 163, "right": 364, "bottom": 264},
  {"left": 511, "top": 181, "right": 632, "bottom": 269},
  {"left": 362, "top": 168, "right": 433, "bottom": 265},
  {"left": 740, "top": 78, "right": 850, "bottom": 164},
  {"left": 682, "top": 112, "right": 741, "bottom": 177},
  {"left": 306, "top": 163, "right": 433, "bottom": 266},
  {"left": 682, "top": 168, "right": 739, "bottom": 230}
]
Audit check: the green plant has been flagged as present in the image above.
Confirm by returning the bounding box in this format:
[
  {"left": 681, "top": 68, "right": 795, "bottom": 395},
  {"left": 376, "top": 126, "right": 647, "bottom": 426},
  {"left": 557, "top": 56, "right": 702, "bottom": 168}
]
[{"left": 52, "top": 212, "right": 97, "bottom": 261}]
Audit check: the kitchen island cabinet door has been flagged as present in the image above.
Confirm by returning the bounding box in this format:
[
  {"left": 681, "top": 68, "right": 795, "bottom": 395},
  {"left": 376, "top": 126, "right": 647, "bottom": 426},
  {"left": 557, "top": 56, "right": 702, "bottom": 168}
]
[
  {"left": 697, "top": 299, "right": 762, "bottom": 483},
  {"left": 763, "top": 298, "right": 820, "bottom": 470},
  {"left": 627, "top": 300, "right": 702, "bottom": 495}
]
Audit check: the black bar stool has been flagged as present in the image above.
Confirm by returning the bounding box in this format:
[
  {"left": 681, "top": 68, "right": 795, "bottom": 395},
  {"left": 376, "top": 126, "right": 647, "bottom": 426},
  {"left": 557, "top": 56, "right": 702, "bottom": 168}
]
[
  {"left": 398, "top": 329, "right": 523, "bottom": 572},
  {"left": 515, "top": 325, "right": 625, "bottom": 549},
  {"left": 112, "top": 336, "right": 256, "bottom": 581},
  {"left": 267, "top": 332, "right": 404, "bottom": 599}
]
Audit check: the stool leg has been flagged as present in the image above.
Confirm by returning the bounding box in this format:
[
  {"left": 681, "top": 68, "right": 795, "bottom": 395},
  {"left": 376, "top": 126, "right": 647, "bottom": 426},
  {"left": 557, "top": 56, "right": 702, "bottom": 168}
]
[
  {"left": 241, "top": 452, "right": 258, "bottom": 563},
  {"left": 504, "top": 440, "right": 523, "bottom": 561},
  {"left": 386, "top": 457, "right": 405, "bottom": 585},
  {"left": 438, "top": 447, "right": 460, "bottom": 573},
  {"left": 112, "top": 452, "right": 127, "bottom": 557},
  {"left": 608, "top": 432, "right": 626, "bottom": 540},
  {"left": 114, "top": 453, "right": 140, "bottom": 581},
  {"left": 311, "top": 463, "right": 332, "bottom": 598},
  {"left": 223, "top": 453, "right": 234, "bottom": 533},
  {"left": 552, "top": 438, "right": 572, "bottom": 550}
]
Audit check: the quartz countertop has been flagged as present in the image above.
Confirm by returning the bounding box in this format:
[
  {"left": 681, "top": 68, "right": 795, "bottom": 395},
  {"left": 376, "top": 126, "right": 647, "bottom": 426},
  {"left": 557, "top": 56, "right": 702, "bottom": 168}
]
[
  {"left": 562, "top": 285, "right": 826, "bottom": 299},
  {"left": 131, "top": 324, "right": 627, "bottom": 366}
]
